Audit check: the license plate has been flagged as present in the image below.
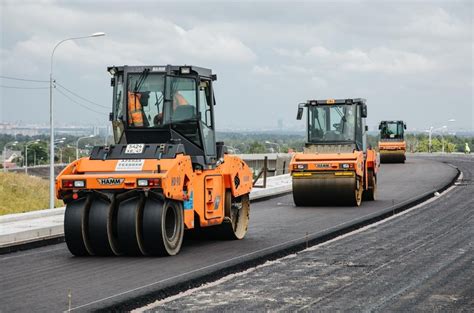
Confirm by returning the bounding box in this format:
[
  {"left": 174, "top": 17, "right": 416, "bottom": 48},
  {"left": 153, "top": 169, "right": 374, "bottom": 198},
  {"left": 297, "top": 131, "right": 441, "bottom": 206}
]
[{"left": 125, "top": 144, "right": 144, "bottom": 154}]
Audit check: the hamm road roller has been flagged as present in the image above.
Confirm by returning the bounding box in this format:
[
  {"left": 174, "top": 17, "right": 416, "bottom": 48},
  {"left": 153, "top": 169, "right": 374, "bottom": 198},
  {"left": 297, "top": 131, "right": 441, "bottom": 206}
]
[
  {"left": 290, "top": 98, "right": 378, "bottom": 206},
  {"left": 378, "top": 120, "right": 407, "bottom": 163},
  {"left": 57, "top": 65, "right": 252, "bottom": 256}
]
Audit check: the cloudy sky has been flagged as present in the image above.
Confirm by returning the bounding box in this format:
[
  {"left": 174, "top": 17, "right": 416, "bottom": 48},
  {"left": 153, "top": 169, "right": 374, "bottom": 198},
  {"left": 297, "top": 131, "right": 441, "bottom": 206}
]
[{"left": 1, "top": 0, "right": 473, "bottom": 132}]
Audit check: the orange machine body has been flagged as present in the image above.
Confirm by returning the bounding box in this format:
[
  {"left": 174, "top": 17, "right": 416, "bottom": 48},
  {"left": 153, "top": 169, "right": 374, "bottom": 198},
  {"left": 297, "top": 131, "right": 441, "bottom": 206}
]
[
  {"left": 378, "top": 140, "right": 406, "bottom": 154},
  {"left": 289, "top": 98, "right": 379, "bottom": 206},
  {"left": 378, "top": 120, "right": 407, "bottom": 163},
  {"left": 56, "top": 154, "right": 252, "bottom": 230},
  {"left": 289, "top": 149, "right": 378, "bottom": 194}
]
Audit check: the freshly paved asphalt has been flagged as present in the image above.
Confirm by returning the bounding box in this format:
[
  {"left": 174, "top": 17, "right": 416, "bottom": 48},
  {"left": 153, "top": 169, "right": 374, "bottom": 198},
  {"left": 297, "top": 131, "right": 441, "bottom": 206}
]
[
  {"left": 0, "top": 157, "right": 458, "bottom": 312},
  {"left": 143, "top": 155, "right": 473, "bottom": 312}
]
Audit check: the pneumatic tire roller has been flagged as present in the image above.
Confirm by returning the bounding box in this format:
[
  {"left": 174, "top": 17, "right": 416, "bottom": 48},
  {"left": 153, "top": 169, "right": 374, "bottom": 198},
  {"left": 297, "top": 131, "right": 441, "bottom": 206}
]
[{"left": 57, "top": 65, "right": 253, "bottom": 256}]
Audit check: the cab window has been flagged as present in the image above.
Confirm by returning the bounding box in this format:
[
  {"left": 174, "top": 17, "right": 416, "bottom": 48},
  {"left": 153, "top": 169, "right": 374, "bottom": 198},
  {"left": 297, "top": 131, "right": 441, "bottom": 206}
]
[
  {"left": 170, "top": 77, "right": 197, "bottom": 122},
  {"left": 198, "top": 80, "right": 215, "bottom": 155}
]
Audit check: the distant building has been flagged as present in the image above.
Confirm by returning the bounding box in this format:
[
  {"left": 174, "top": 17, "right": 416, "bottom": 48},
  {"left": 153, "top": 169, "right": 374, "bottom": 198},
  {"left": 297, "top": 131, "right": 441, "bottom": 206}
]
[
  {"left": 1, "top": 149, "right": 22, "bottom": 169},
  {"left": 277, "top": 119, "right": 283, "bottom": 130},
  {"left": 0, "top": 122, "right": 107, "bottom": 137}
]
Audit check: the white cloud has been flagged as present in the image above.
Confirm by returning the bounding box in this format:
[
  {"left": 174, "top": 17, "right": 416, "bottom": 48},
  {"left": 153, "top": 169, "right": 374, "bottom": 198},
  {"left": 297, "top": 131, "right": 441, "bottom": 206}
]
[
  {"left": 403, "top": 7, "right": 468, "bottom": 38},
  {"left": 340, "top": 47, "right": 436, "bottom": 74},
  {"left": 252, "top": 65, "right": 277, "bottom": 76},
  {"left": 0, "top": 0, "right": 472, "bottom": 130},
  {"left": 175, "top": 27, "right": 256, "bottom": 63},
  {"left": 278, "top": 45, "right": 436, "bottom": 75},
  {"left": 310, "top": 76, "right": 328, "bottom": 89},
  {"left": 1, "top": 2, "right": 256, "bottom": 71},
  {"left": 306, "top": 46, "right": 331, "bottom": 58},
  {"left": 274, "top": 48, "right": 303, "bottom": 58}
]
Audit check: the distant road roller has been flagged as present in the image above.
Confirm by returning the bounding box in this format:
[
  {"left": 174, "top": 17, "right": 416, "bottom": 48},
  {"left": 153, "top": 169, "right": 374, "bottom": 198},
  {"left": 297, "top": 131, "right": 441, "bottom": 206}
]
[
  {"left": 56, "top": 65, "right": 252, "bottom": 256},
  {"left": 290, "top": 98, "right": 379, "bottom": 206},
  {"left": 378, "top": 120, "right": 407, "bottom": 163}
]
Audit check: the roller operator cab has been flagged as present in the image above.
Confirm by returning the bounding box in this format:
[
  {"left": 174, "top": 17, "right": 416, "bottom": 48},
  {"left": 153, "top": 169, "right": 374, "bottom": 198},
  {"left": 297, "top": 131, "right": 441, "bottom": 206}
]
[
  {"left": 290, "top": 99, "right": 379, "bottom": 206},
  {"left": 378, "top": 120, "right": 407, "bottom": 163},
  {"left": 56, "top": 65, "right": 253, "bottom": 257}
]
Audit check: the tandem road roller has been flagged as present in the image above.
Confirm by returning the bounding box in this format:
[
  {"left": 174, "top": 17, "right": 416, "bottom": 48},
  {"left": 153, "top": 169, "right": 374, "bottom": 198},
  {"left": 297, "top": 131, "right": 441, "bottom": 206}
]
[
  {"left": 56, "top": 65, "right": 253, "bottom": 256},
  {"left": 290, "top": 99, "right": 379, "bottom": 206},
  {"left": 378, "top": 120, "right": 407, "bottom": 163}
]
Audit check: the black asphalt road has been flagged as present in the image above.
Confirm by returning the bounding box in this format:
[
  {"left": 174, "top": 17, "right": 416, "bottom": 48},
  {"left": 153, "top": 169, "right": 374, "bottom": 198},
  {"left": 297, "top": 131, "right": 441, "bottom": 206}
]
[
  {"left": 0, "top": 157, "right": 458, "bottom": 312},
  {"left": 148, "top": 155, "right": 473, "bottom": 312}
]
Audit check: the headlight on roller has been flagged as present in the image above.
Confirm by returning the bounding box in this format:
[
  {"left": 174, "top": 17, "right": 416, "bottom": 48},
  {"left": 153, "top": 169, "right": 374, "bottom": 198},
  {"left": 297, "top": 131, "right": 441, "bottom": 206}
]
[
  {"left": 137, "top": 178, "right": 161, "bottom": 187},
  {"left": 293, "top": 164, "right": 308, "bottom": 170},
  {"left": 340, "top": 163, "right": 354, "bottom": 169},
  {"left": 62, "top": 180, "right": 86, "bottom": 189},
  {"left": 73, "top": 180, "right": 85, "bottom": 188},
  {"left": 137, "top": 179, "right": 148, "bottom": 187}
]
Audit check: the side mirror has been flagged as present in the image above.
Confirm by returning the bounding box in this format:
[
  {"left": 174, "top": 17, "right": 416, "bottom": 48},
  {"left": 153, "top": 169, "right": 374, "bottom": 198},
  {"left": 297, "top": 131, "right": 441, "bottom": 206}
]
[
  {"left": 296, "top": 107, "right": 304, "bottom": 120},
  {"left": 378, "top": 124, "right": 382, "bottom": 130},
  {"left": 404, "top": 123, "right": 407, "bottom": 130},
  {"left": 109, "top": 112, "right": 114, "bottom": 121},
  {"left": 110, "top": 77, "right": 115, "bottom": 87},
  {"left": 365, "top": 125, "right": 369, "bottom": 131},
  {"left": 361, "top": 104, "right": 368, "bottom": 118}
]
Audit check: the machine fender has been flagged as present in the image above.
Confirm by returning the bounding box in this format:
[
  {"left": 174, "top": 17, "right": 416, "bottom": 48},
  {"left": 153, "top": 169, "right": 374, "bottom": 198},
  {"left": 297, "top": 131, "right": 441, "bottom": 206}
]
[
  {"left": 221, "top": 155, "right": 252, "bottom": 198},
  {"left": 160, "top": 156, "right": 194, "bottom": 201}
]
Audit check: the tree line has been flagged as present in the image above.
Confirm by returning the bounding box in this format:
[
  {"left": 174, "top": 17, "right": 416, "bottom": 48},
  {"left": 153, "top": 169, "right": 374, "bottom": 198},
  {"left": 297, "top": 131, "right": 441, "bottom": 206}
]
[{"left": 1, "top": 131, "right": 472, "bottom": 168}]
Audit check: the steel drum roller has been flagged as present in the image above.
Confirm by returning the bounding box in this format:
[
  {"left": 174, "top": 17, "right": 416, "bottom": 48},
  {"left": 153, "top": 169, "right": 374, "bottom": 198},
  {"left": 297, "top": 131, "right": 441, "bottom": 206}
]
[
  {"left": 292, "top": 174, "right": 358, "bottom": 206},
  {"left": 380, "top": 151, "right": 405, "bottom": 163}
]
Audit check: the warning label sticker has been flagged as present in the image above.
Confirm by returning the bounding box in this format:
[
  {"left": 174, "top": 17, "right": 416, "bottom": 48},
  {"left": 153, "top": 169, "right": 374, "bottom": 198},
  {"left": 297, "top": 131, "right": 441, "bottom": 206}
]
[{"left": 115, "top": 159, "right": 145, "bottom": 171}]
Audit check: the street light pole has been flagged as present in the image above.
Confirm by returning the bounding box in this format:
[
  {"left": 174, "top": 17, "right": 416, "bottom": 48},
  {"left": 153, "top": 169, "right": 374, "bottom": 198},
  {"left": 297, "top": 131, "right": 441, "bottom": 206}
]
[
  {"left": 49, "top": 32, "right": 105, "bottom": 210},
  {"left": 76, "top": 135, "right": 94, "bottom": 160},
  {"left": 265, "top": 141, "right": 281, "bottom": 153},
  {"left": 25, "top": 139, "right": 41, "bottom": 175},
  {"left": 428, "top": 127, "right": 433, "bottom": 153},
  {"left": 440, "top": 126, "right": 446, "bottom": 153}
]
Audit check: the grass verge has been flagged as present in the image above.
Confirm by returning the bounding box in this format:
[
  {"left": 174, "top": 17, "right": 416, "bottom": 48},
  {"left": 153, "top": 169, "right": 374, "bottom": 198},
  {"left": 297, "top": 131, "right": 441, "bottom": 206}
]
[{"left": 0, "top": 172, "right": 63, "bottom": 216}]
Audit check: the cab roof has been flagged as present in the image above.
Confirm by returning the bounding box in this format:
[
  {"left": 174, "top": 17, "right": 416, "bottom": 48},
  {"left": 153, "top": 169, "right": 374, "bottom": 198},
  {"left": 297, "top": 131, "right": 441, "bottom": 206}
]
[
  {"left": 380, "top": 120, "right": 405, "bottom": 124},
  {"left": 107, "top": 65, "right": 216, "bottom": 80},
  {"left": 304, "top": 98, "right": 366, "bottom": 106}
]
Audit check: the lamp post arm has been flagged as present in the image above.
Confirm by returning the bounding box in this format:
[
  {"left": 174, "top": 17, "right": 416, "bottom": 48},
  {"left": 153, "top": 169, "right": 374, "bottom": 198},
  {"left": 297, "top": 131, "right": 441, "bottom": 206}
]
[{"left": 50, "top": 36, "right": 94, "bottom": 75}]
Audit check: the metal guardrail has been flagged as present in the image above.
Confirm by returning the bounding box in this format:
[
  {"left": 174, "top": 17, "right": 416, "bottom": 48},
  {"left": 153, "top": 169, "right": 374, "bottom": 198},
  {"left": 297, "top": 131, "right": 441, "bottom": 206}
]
[
  {"left": 252, "top": 155, "right": 289, "bottom": 188},
  {"left": 253, "top": 156, "right": 268, "bottom": 188}
]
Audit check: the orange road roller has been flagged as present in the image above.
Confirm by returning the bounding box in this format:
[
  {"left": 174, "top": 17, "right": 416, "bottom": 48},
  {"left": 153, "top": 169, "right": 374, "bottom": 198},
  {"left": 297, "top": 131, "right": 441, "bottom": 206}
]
[
  {"left": 378, "top": 120, "right": 407, "bottom": 163},
  {"left": 56, "top": 65, "right": 252, "bottom": 256},
  {"left": 290, "top": 98, "right": 379, "bottom": 206}
]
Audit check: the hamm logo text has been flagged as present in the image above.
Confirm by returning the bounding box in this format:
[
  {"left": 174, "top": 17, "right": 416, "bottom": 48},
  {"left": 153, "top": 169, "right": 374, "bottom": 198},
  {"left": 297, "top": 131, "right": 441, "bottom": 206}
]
[{"left": 97, "top": 178, "right": 124, "bottom": 185}]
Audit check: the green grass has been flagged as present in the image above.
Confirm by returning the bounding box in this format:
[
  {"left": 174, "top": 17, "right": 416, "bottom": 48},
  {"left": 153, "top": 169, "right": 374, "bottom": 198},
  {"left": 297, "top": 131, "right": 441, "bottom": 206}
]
[{"left": 0, "top": 172, "right": 63, "bottom": 216}]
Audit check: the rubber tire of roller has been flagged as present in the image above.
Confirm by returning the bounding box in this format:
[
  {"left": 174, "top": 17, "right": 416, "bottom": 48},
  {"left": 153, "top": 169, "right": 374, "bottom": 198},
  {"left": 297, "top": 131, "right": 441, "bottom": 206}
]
[
  {"left": 215, "top": 192, "right": 250, "bottom": 240},
  {"left": 64, "top": 195, "right": 93, "bottom": 256},
  {"left": 142, "top": 198, "right": 184, "bottom": 256},
  {"left": 116, "top": 195, "right": 146, "bottom": 256},
  {"left": 87, "top": 196, "right": 119, "bottom": 256}
]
